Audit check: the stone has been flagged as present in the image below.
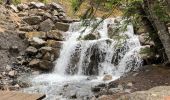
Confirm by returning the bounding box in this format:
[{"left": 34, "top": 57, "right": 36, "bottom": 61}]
[
  {"left": 136, "top": 26, "right": 148, "bottom": 35},
  {"left": 19, "top": 26, "right": 33, "bottom": 32},
  {"left": 53, "top": 22, "right": 69, "bottom": 32},
  {"left": 103, "top": 75, "right": 112, "bottom": 81},
  {"left": 82, "top": 34, "right": 97, "bottom": 40},
  {"left": 18, "top": 31, "right": 26, "bottom": 39},
  {"left": 46, "top": 40, "right": 63, "bottom": 48},
  {"left": 30, "top": 37, "right": 46, "bottom": 47},
  {"left": 9, "top": 46, "right": 19, "bottom": 54},
  {"left": 26, "top": 46, "right": 38, "bottom": 54},
  {"left": 17, "top": 3, "right": 29, "bottom": 11},
  {"left": 18, "top": 12, "right": 29, "bottom": 17},
  {"left": 10, "top": 4, "right": 19, "bottom": 13},
  {"left": 29, "top": 59, "right": 40, "bottom": 67},
  {"left": 50, "top": 2, "right": 64, "bottom": 11},
  {"left": 127, "top": 82, "right": 133, "bottom": 87},
  {"left": 39, "top": 19, "right": 55, "bottom": 32},
  {"left": 39, "top": 60, "right": 53, "bottom": 70},
  {"left": 47, "top": 30, "right": 64, "bottom": 41},
  {"left": 39, "top": 46, "right": 53, "bottom": 54},
  {"left": 22, "top": 16, "right": 42, "bottom": 25},
  {"left": 86, "top": 76, "right": 97, "bottom": 80},
  {"left": 25, "top": 31, "right": 46, "bottom": 39},
  {"left": 8, "top": 70, "right": 17, "bottom": 77},
  {"left": 43, "top": 52, "right": 54, "bottom": 61},
  {"left": 139, "top": 33, "right": 154, "bottom": 46},
  {"left": 6, "top": 65, "right": 12, "bottom": 71},
  {"left": 29, "top": 2, "right": 45, "bottom": 9}
]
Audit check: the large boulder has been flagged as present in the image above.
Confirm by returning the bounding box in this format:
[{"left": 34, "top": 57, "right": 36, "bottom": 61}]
[
  {"left": 39, "top": 19, "right": 55, "bottom": 32},
  {"left": 47, "top": 30, "right": 64, "bottom": 41},
  {"left": 53, "top": 22, "right": 70, "bottom": 32},
  {"left": 22, "top": 16, "right": 42, "bottom": 25}
]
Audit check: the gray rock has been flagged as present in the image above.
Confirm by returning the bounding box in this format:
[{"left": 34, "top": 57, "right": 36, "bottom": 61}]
[
  {"left": 39, "top": 60, "right": 54, "bottom": 70},
  {"left": 6, "top": 65, "right": 12, "bottom": 71},
  {"left": 30, "top": 37, "right": 46, "bottom": 47},
  {"left": 22, "top": 16, "right": 42, "bottom": 25},
  {"left": 9, "top": 46, "right": 19, "bottom": 54},
  {"left": 29, "top": 59, "right": 40, "bottom": 67},
  {"left": 39, "top": 19, "right": 54, "bottom": 32},
  {"left": 46, "top": 40, "right": 63, "bottom": 48},
  {"left": 139, "top": 33, "right": 154, "bottom": 46},
  {"left": 17, "top": 3, "right": 29, "bottom": 11},
  {"left": 53, "top": 22, "right": 69, "bottom": 32},
  {"left": 47, "top": 30, "right": 64, "bottom": 40},
  {"left": 18, "top": 31, "right": 26, "bottom": 39},
  {"left": 50, "top": 2, "right": 64, "bottom": 11},
  {"left": 39, "top": 46, "right": 53, "bottom": 54},
  {"left": 8, "top": 70, "right": 17, "bottom": 77},
  {"left": 103, "top": 75, "right": 112, "bottom": 81},
  {"left": 86, "top": 76, "right": 97, "bottom": 80},
  {"left": 26, "top": 46, "right": 38, "bottom": 54},
  {"left": 43, "top": 52, "right": 55, "bottom": 61},
  {"left": 29, "top": 2, "right": 45, "bottom": 9},
  {"left": 19, "top": 26, "right": 33, "bottom": 32}
]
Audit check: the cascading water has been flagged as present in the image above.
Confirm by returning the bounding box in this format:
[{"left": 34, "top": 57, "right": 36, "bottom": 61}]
[{"left": 23, "top": 18, "right": 143, "bottom": 100}]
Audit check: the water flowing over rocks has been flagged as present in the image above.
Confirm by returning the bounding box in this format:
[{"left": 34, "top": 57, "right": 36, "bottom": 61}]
[{"left": 0, "top": 2, "right": 169, "bottom": 100}]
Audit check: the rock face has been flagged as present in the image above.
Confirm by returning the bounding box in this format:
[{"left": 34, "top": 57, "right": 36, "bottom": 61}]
[{"left": 118, "top": 86, "right": 170, "bottom": 100}]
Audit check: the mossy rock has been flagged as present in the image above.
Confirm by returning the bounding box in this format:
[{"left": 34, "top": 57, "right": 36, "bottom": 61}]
[{"left": 82, "top": 34, "right": 97, "bottom": 40}]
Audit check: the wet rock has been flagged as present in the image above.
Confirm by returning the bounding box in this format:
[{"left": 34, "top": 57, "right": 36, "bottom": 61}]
[
  {"left": 46, "top": 40, "right": 63, "bottom": 48},
  {"left": 47, "top": 30, "right": 64, "bottom": 41},
  {"left": 39, "top": 19, "right": 54, "bottom": 32},
  {"left": 82, "top": 34, "right": 97, "bottom": 40},
  {"left": 139, "top": 33, "right": 154, "bottom": 46},
  {"left": 86, "top": 76, "right": 97, "bottom": 80},
  {"left": 17, "top": 3, "right": 29, "bottom": 11},
  {"left": 91, "top": 84, "right": 106, "bottom": 93},
  {"left": 22, "top": 16, "right": 42, "bottom": 25},
  {"left": 136, "top": 26, "right": 148, "bottom": 35},
  {"left": 103, "top": 75, "right": 112, "bottom": 81},
  {"left": 25, "top": 31, "right": 46, "bottom": 39},
  {"left": 19, "top": 25, "right": 33, "bottom": 32},
  {"left": 10, "top": 5, "right": 19, "bottom": 13},
  {"left": 53, "top": 22, "right": 69, "bottom": 32},
  {"left": 29, "top": 2, "right": 45, "bottom": 9},
  {"left": 39, "top": 60, "right": 54, "bottom": 70},
  {"left": 8, "top": 70, "right": 17, "bottom": 77},
  {"left": 26, "top": 46, "right": 38, "bottom": 54},
  {"left": 127, "top": 82, "right": 133, "bottom": 87}
]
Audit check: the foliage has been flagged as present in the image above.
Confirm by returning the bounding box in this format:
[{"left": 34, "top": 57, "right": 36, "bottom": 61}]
[
  {"left": 152, "top": 0, "right": 170, "bottom": 22},
  {"left": 38, "top": 0, "right": 48, "bottom": 4},
  {"left": 0, "top": 0, "right": 3, "bottom": 4},
  {"left": 13, "top": 0, "right": 21, "bottom": 5}
]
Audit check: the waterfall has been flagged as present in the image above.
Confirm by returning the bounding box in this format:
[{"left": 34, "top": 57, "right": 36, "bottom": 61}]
[
  {"left": 23, "top": 18, "right": 143, "bottom": 100},
  {"left": 54, "top": 18, "right": 142, "bottom": 76}
]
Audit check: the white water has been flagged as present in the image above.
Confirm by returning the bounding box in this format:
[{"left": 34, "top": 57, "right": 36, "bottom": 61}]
[{"left": 23, "top": 18, "right": 143, "bottom": 100}]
